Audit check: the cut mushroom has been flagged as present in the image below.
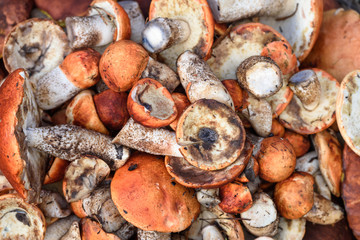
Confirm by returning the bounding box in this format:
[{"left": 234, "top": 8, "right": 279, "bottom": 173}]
[
  {"left": 177, "top": 51, "right": 234, "bottom": 110},
  {"left": 146, "top": 0, "right": 214, "bottom": 70},
  {"left": 0, "top": 69, "right": 47, "bottom": 203},
  {"left": 65, "top": 0, "right": 130, "bottom": 49},
  {"left": 111, "top": 152, "right": 200, "bottom": 232},
  {"left": 118, "top": 1, "right": 145, "bottom": 44},
  {"left": 113, "top": 118, "right": 182, "bottom": 157},
  {"left": 25, "top": 124, "right": 130, "bottom": 170},
  {"left": 127, "top": 78, "right": 178, "bottom": 128},
  {"left": 0, "top": 193, "right": 46, "bottom": 239},
  {"left": 280, "top": 68, "right": 339, "bottom": 135},
  {"left": 63, "top": 157, "right": 110, "bottom": 202},
  {"left": 36, "top": 48, "right": 101, "bottom": 110},
  {"left": 38, "top": 189, "right": 71, "bottom": 218},
  {"left": 176, "top": 99, "right": 245, "bottom": 171},
  {"left": 237, "top": 56, "right": 282, "bottom": 98},
  {"left": 336, "top": 70, "right": 360, "bottom": 156},
  {"left": 3, "top": 19, "right": 70, "bottom": 85},
  {"left": 241, "top": 192, "right": 279, "bottom": 237}
]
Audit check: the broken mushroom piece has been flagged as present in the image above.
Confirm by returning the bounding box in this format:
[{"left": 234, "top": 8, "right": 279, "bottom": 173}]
[
  {"left": 237, "top": 56, "right": 282, "bottom": 98},
  {"left": 146, "top": 0, "right": 214, "bottom": 70},
  {"left": 65, "top": 0, "right": 131, "bottom": 49},
  {"left": 25, "top": 124, "right": 130, "bottom": 170},
  {"left": 0, "top": 193, "right": 46, "bottom": 239},
  {"left": 241, "top": 192, "right": 279, "bottom": 237},
  {"left": 63, "top": 157, "right": 110, "bottom": 202},
  {"left": 176, "top": 99, "right": 245, "bottom": 171},
  {"left": 36, "top": 48, "right": 101, "bottom": 110},
  {"left": 280, "top": 68, "right": 339, "bottom": 135},
  {"left": 0, "top": 69, "right": 47, "bottom": 203},
  {"left": 3, "top": 18, "right": 70, "bottom": 85},
  {"left": 111, "top": 152, "right": 200, "bottom": 232},
  {"left": 127, "top": 78, "right": 178, "bottom": 128},
  {"left": 336, "top": 70, "right": 360, "bottom": 156}
]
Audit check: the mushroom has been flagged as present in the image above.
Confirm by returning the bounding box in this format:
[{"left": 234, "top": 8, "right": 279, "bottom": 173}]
[
  {"left": 196, "top": 189, "right": 221, "bottom": 208},
  {"left": 164, "top": 139, "right": 253, "bottom": 189},
  {"left": 283, "top": 130, "right": 311, "bottom": 157},
  {"left": 274, "top": 172, "right": 315, "bottom": 219},
  {"left": 201, "top": 225, "right": 225, "bottom": 240},
  {"left": 0, "top": 170, "right": 12, "bottom": 192},
  {"left": 137, "top": 230, "right": 170, "bottom": 240},
  {"left": 25, "top": 124, "right": 130, "bottom": 170},
  {"left": 0, "top": 193, "right": 46, "bottom": 239},
  {"left": 111, "top": 152, "right": 200, "bottom": 232},
  {"left": 280, "top": 68, "right": 339, "bottom": 134},
  {"left": 36, "top": 48, "right": 101, "bottom": 110},
  {"left": 169, "top": 92, "right": 191, "bottom": 131},
  {"left": 81, "top": 218, "right": 121, "bottom": 240},
  {"left": 62, "top": 157, "right": 110, "bottom": 202},
  {"left": 113, "top": 118, "right": 182, "bottom": 157},
  {"left": 295, "top": 151, "right": 319, "bottom": 175},
  {"left": 336, "top": 70, "right": 360, "bottom": 156},
  {"left": 143, "top": 0, "right": 214, "bottom": 70},
  {"left": 314, "top": 171, "right": 332, "bottom": 201},
  {"left": 176, "top": 99, "right": 245, "bottom": 171},
  {"left": 127, "top": 78, "right": 178, "bottom": 128},
  {"left": 38, "top": 189, "right": 71, "bottom": 218},
  {"left": 114, "top": 222, "right": 136, "bottom": 240},
  {"left": 44, "top": 157, "right": 69, "bottom": 185},
  {"left": 3, "top": 19, "right": 70, "bottom": 85},
  {"left": 257, "top": 136, "right": 296, "bottom": 182},
  {"left": 275, "top": 217, "right": 306, "bottom": 240},
  {"left": 304, "top": 218, "right": 355, "bottom": 240},
  {"left": 238, "top": 156, "right": 259, "bottom": 183},
  {"left": 219, "top": 181, "right": 253, "bottom": 214},
  {"left": 177, "top": 51, "right": 235, "bottom": 110},
  {"left": 222, "top": 79, "right": 248, "bottom": 112},
  {"left": 66, "top": 90, "right": 109, "bottom": 135},
  {"left": 0, "top": 69, "right": 48, "bottom": 203},
  {"left": 60, "top": 221, "right": 81, "bottom": 240},
  {"left": 241, "top": 192, "right": 279, "bottom": 237},
  {"left": 99, "top": 40, "right": 149, "bottom": 92},
  {"left": 65, "top": 0, "right": 131, "bottom": 49},
  {"left": 118, "top": 1, "right": 145, "bottom": 44},
  {"left": 44, "top": 215, "right": 80, "bottom": 240},
  {"left": 270, "top": 119, "right": 285, "bottom": 137}
]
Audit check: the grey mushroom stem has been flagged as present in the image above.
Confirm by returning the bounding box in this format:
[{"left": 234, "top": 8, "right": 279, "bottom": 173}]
[
  {"left": 66, "top": 14, "right": 115, "bottom": 49},
  {"left": 288, "top": 69, "right": 321, "bottom": 111},
  {"left": 142, "top": 17, "right": 191, "bottom": 53}
]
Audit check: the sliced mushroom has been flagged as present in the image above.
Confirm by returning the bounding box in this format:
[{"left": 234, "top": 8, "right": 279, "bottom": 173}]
[
  {"left": 38, "top": 189, "right": 71, "bottom": 218},
  {"left": 25, "top": 124, "right": 130, "bottom": 170},
  {"left": 60, "top": 221, "right": 81, "bottom": 240}
]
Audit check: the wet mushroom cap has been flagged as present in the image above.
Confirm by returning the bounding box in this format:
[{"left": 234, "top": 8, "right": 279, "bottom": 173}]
[
  {"left": 165, "top": 139, "right": 253, "bottom": 188},
  {"left": 111, "top": 152, "right": 200, "bottom": 232},
  {"left": 0, "top": 193, "right": 46, "bottom": 239},
  {"left": 336, "top": 70, "right": 360, "bottom": 156},
  {"left": 176, "top": 99, "right": 246, "bottom": 171}
]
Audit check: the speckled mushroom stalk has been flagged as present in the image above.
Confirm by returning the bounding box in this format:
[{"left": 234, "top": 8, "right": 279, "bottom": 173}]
[
  {"left": 137, "top": 230, "right": 171, "bottom": 240},
  {"left": 142, "top": 17, "right": 191, "bottom": 53},
  {"left": 196, "top": 189, "right": 221, "bottom": 208},
  {"left": 25, "top": 124, "right": 130, "bottom": 170},
  {"left": 59, "top": 221, "right": 81, "bottom": 240}
]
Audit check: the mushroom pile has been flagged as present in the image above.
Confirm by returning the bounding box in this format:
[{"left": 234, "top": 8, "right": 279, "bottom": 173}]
[{"left": 0, "top": 0, "right": 360, "bottom": 239}]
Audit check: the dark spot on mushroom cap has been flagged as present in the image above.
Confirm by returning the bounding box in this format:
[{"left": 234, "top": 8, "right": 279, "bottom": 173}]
[
  {"left": 14, "top": 210, "right": 31, "bottom": 227},
  {"left": 198, "top": 127, "right": 218, "bottom": 144},
  {"left": 128, "top": 164, "right": 138, "bottom": 171}
]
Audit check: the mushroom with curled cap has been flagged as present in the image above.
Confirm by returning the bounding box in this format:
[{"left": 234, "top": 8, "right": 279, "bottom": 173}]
[
  {"left": 65, "top": 0, "right": 131, "bottom": 49},
  {"left": 142, "top": 0, "right": 214, "bottom": 70}
]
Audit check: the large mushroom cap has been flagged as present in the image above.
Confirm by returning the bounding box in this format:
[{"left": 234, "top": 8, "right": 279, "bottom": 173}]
[
  {"left": 280, "top": 68, "right": 339, "bottom": 135},
  {"left": 0, "top": 69, "right": 47, "bottom": 203},
  {"left": 336, "top": 70, "right": 360, "bottom": 156},
  {"left": 111, "top": 152, "right": 200, "bottom": 232},
  {"left": 148, "top": 0, "right": 214, "bottom": 70},
  {"left": 3, "top": 18, "right": 70, "bottom": 85},
  {"left": 176, "top": 99, "right": 245, "bottom": 171}
]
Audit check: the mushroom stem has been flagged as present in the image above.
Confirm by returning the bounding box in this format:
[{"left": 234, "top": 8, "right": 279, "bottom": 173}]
[
  {"left": 202, "top": 225, "right": 225, "bottom": 240},
  {"left": 142, "top": 17, "right": 191, "bottom": 53},
  {"left": 66, "top": 15, "right": 115, "bottom": 49},
  {"left": 196, "top": 189, "right": 221, "bottom": 208},
  {"left": 25, "top": 124, "right": 130, "bottom": 170}
]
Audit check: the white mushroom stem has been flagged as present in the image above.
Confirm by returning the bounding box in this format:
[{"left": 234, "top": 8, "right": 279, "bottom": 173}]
[
  {"left": 137, "top": 230, "right": 171, "bottom": 240},
  {"left": 207, "top": 0, "right": 298, "bottom": 23},
  {"left": 295, "top": 151, "right": 319, "bottom": 175},
  {"left": 142, "top": 17, "right": 191, "bottom": 53},
  {"left": 44, "top": 215, "right": 80, "bottom": 240},
  {"left": 38, "top": 190, "right": 71, "bottom": 218},
  {"left": 202, "top": 225, "right": 225, "bottom": 240},
  {"left": 66, "top": 14, "right": 115, "bottom": 49},
  {"left": 118, "top": 1, "right": 145, "bottom": 44},
  {"left": 288, "top": 69, "right": 321, "bottom": 111},
  {"left": 314, "top": 171, "right": 331, "bottom": 200},
  {"left": 60, "top": 221, "right": 81, "bottom": 240},
  {"left": 196, "top": 189, "right": 221, "bottom": 208},
  {"left": 25, "top": 124, "right": 130, "bottom": 170}
]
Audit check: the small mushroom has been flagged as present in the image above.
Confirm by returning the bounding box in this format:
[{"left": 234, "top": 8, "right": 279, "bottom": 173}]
[
  {"left": 38, "top": 189, "right": 71, "bottom": 218},
  {"left": 219, "top": 182, "right": 253, "bottom": 214},
  {"left": 65, "top": 0, "right": 130, "bottom": 49},
  {"left": 283, "top": 130, "right": 311, "bottom": 157},
  {"left": 36, "top": 48, "right": 101, "bottom": 110},
  {"left": 241, "top": 192, "right": 279, "bottom": 237},
  {"left": 137, "top": 230, "right": 170, "bottom": 240},
  {"left": 127, "top": 78, "right": 178, "bottom": 128},
  {"left": 288, "top": 69, "right": 321, "bottom": 111},
  {"left": 176, "top": 99, "right": 245, "bottom": 171},
  {"left": 25, "top": 124, "right": 130, "bottom": 170}
]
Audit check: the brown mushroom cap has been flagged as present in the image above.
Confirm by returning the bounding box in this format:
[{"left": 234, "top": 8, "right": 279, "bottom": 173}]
[
  {"left": 99, "top": 40, "right": 149, "bottom": 92},
  {"left": 176, "top": 99, "right": 245, "bottom": 171},
  {"left": 219, "top": 182, "right": 253, "bottom": 214},
  {"left": 0, "top": 193, "right": 46, "bottom": 239},
  {"left": 34, "top": 0, "right": 91, "bottom": 20},
  {"left": 283, "top": 130, "right": 311, "bottom": 157},
  {"left": 148, "top": 0, "right": 214, "bottom": 70},
  {"left": 169, "top": 92, "right": 191, "bottom": 131},
  {"left": 274, "top": 172, "right": 315, "bottom": 219},
  {"left": 280, "top": 68, "right": 339, "bottom": 135},
  {"left": 165, "top": 139, "right": 253, "bottom": 188},
  {"left": 222, "top": 79, "right": 248, "bottom": 112},
  {"left": 336, "top": 70, "right": 360, "bottom": 156},
  {"left": 271, "top": 119, "right": 285, "bottom": 137},
  {"left": 257, "top": 136, "right": 296, "bottom": 182},
  {"left": 81, "top": 218, "right": 121, "bottom": 240},
  {"left": 43, "top": 157, "right": 69, "bottom": 185},
  {"left": 111, "top": 152, "right": 200, "bottom": 232},
  {"left": 127, "top": 78, "right": 178, "bottom": 128}
]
